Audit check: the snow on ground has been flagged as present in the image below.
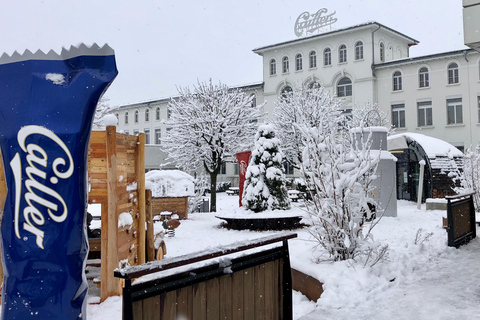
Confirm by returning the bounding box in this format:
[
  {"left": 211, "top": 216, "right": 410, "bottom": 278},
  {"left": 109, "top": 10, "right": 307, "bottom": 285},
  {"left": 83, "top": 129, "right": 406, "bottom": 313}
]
[{"left": 87, "top": 193, "right": 480, "bottom": 320}]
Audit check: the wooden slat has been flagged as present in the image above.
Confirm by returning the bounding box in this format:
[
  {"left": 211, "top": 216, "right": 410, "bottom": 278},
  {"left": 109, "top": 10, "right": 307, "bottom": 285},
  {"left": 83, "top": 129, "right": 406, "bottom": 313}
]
[
  {"left": 161, "top": 291, "right": 176, "bottom": 320},
  {"left": 243, "top": 267, "right": 255, "bottom": 319},
  {"left": 254, "top": 263, "right": 266, "bottom": 319},
  {"left": 101, "top": 126, "right": 119, "bottom": 301},
  {"left": 176, "top": 286, "right": 192, "bottom": 320},
  {"left": 192, "top": 282, "right": 207, "bottom": 320},
  {"left": 132, "top": 300, "right": 143, "bottom": 320},
  {"left": 232, "top": 268, "right": 244, "bottom": 320},
  {"left": 206, "top": 277, "right": 220, "bottom": 320},
  {"left": 146, "top": 190, "right": 155, "bottom": 262},
  {"left": 264, "top": 261, "right": 275, "bottom": 320},
  {"left": 219, "top": 274, "right": 233, "bottom": 319},
  {"left": 143, "top": 295, "right": 160, "bottom": 320}
]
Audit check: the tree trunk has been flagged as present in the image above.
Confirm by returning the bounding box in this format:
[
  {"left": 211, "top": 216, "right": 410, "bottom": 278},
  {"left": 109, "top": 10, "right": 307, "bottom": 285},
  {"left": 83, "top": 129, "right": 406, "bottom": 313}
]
[{"left": 209, "top": 171, "right": 217, "bottom": 212}]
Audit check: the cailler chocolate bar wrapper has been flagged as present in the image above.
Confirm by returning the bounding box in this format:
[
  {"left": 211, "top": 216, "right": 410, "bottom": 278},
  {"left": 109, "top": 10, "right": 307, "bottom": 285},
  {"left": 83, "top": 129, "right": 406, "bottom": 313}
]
[{"left": 0, "top": 44, "right": 117, "bottom": 319}]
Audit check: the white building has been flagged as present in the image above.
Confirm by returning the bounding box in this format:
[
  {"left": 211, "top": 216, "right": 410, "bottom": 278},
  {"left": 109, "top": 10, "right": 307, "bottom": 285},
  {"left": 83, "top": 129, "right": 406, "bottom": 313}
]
[{"left": 116, "top": 21, "right": 480, "bottom": 183}]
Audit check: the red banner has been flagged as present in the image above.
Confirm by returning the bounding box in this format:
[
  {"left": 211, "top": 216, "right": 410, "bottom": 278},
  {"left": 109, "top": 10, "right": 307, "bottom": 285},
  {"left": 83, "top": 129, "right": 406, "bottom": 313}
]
[{"left": 236, "top": 151, "right": 251, "bottom": 207}]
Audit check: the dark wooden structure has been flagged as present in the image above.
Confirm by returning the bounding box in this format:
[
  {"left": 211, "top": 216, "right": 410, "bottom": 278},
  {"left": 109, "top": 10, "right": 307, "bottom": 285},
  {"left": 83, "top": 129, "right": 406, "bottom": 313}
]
[
  {"left": 446, "top": 192, "right": 477, "bottom": 247},
  {"left": 114, "top": 233, "right": 297, "bottom": 320}
]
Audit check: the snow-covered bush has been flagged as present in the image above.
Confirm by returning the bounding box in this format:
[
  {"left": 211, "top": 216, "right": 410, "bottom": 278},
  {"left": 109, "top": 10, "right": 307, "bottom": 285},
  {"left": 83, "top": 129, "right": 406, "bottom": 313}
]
[
  {"left": 455, "top": 145, "right": 480, "bottom": 211},
  {"left": 242, "top": 125, "right": 290, "bottom": 212},
  {"left": 272, "top": 85, "right": 343, "bottom": 169},
  {"left": 298, "top": 124, "right": 383, "bottom": 262}
]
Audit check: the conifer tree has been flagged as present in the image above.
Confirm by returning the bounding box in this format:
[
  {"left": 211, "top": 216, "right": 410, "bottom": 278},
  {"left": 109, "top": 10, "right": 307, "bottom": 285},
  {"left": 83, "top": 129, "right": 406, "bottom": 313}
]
[{"left": 242, "top": 124, "right": 290, "bottom": 212}]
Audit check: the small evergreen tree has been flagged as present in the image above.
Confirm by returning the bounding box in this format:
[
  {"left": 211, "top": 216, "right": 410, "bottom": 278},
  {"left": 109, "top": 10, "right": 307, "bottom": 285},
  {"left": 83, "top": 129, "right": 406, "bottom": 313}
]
[{"left": 242, "top": 125, "right": 290, "bottom": 212}]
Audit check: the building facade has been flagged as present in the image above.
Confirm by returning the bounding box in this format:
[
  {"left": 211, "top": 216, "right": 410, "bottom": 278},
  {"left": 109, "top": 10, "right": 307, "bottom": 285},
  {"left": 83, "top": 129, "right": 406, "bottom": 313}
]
[{"left": 116, "top": 21, "right": 480, "bottom": 183}]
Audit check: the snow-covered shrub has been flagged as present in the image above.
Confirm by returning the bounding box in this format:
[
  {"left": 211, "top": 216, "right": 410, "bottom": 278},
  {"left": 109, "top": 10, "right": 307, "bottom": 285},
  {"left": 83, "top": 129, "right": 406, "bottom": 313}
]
[
  {"left": 298, "top": 124, "right": 383, "bottom": 262},
  {"left": 216, "top": 181, "right": 231, "bottom": 192},
  {"left": 242, "top": 125, "right": 290, "bottom": 212},
  {"left": 455, "top": 145, "right": 480, "bottom": 211}
]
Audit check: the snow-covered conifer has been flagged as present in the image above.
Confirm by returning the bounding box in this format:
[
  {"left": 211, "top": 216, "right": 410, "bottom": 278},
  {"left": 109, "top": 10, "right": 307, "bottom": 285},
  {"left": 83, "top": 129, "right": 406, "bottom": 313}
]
[{"left": 242, "top": 124, "right": 290, "bottom": 212}]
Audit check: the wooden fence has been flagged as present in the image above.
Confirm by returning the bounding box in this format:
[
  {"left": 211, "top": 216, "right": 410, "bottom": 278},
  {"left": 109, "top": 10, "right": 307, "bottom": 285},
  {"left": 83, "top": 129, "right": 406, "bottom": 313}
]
[
  {"left": 114, "top": 233, "right": 297, "bottom": 320},
  {"left": 88, "top": 126, "right": 147, "bottom": 301}
]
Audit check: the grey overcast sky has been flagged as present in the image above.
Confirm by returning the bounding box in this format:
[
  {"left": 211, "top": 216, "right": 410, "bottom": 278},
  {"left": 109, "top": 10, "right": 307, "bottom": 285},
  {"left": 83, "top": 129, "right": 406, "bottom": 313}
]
[{"left": 0, "top": 0, "right": 466, "bottom": 107}]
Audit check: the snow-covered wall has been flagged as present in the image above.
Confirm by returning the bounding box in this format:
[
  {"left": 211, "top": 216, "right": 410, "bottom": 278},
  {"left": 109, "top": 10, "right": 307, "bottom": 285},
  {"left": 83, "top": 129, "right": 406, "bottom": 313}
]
[{"left": 145, "top": 170, "right": 195, "bottom": 198}]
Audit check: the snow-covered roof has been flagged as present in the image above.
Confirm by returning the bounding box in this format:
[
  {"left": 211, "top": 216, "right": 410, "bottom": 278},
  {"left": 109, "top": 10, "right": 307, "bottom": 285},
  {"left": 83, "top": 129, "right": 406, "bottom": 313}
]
[
  {"left": 387, "top": 133, "right": 463, "bottom": 159},
  {"left": 145, "top": 170, "right": 195, "bottom": 197}
]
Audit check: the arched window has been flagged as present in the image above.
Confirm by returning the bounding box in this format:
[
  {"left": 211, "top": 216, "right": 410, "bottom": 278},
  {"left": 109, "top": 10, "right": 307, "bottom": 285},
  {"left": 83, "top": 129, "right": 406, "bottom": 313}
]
[
  {"left": 339, "top": 44, "right": 347, "bottom": 63},
  {"left": 156, "top": 107, "right": 160, "bottom": 120},
  {"left": 380, "top": 43, "right": 385, "bottom": 62},
  {"left": 419, "top": 67, "right": 429, "bottom": 88},
  {"left": 295, "top": 53, "right": 303, "bottom": 71},
  {"left": 145, "top": 108, "right": 150, "bottom": 122},
  {"left": 309, "top": 51, "right": 317, "bottom": 68},
  {"left": 270, "top": 59, "right": 276, "bottom": 76},
  {"left": 448, "top": 63, "right": 459, "bottom": 84},
  {"left": 324, "top": 48, "right": 331, "bottom": 66},
  {"left": 124, "top": 111, "right": 129, "bottom": 125},
  {"left": 308, "top": 81, "right": 321, "bottom": 90},
  {"left": 134, "top": 110, "right": 139, "bottom": 123},
  {"left": 337, "top": 77, "right": 352, "bottom": 97},
  {"left": 393, "top": 71, "right": 402, "bottom": 91},
  {"left": 282, "top": 56, "right": 289, "bottom": 73},
  {"left": 281, "top": 85, "right": 293, "bottom": 100},
  {"left": 355, "top": 41, "right": 363, "bottom": 60}
]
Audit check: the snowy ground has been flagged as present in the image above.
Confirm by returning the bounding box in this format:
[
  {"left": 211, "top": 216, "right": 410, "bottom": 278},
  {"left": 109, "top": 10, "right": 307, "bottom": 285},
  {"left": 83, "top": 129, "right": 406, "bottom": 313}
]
[{"left": 87, "top": 193, "right": 480, "bottom": 320}]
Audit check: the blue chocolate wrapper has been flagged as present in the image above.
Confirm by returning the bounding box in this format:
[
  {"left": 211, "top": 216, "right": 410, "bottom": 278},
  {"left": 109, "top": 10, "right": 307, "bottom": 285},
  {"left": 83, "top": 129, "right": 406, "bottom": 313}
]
[{"left": 0, "top": 44, "right": 118, "bottom": 319}]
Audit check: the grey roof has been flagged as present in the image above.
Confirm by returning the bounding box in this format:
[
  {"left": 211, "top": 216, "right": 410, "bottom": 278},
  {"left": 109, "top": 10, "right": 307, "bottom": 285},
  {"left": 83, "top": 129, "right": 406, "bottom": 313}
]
[
  {"left": 252, "top": 21, "right": 419, "bottom": 54},
  {"left": 374, "top": 48, "right": 475, "bottom": 69}
]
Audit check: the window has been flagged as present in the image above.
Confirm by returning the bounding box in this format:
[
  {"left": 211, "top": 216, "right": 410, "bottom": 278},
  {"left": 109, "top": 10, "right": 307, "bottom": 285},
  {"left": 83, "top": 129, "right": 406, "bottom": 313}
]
[
  {"left": 393, "top": 71, "right": 402, "bottom": 91},
  {"left": 309, "top": 51, "right": 317, "bottom": 68},
  {"left": 339, "top": 45, "right": 347, "bottom": 63},
  {"left": 380, "top": 42, "right": 385, "bottom": 62},
  {"left": 337, "top": 77, "right": 352, "bottom": 97},
  {"left": 281, "top": 86, "right": 293, "bottom": 101},
  {"left": 144, "top": 128, "right": 150, "bottom": 144},
  {"left": 283, "top": 161, "right": 294, "bottom": 175},
  {"left": 355, "top": 41, "right": 363, "bottom": 60},
  {"left": 124, "top": 130, "right": 129, "bottom": 135},
  {"left": 282, "top": 56, "right": 289, "bottom": 73},
  {"left": 391, "top": 104, "right": 406, "bottom": 128},
  {"left": 145, "top": 108, "right": 150, "bottom": 122},
  {"left": 133, "top": 129, "right": 139, "bottom": 136},
  {"left": 324, "top": 48, "right": 331, "bottom": 66},
  {"left": 155, "top": 107, "right": 160, "bottom": 120},
  {"left": 308, "top": 81, "right": 321, "bottom": 90},
  {"left": 134, "top": 110, "right": 139, "bottom": 123},
  {"left": 234, "top": 163, "right": 239, "bottom": 175},
  {"left": 447, "top": 98, "right": 463, "bottom": 125},
  {"left": 417, "top": 101, "right": 433, "bottom": 127},
  {"left": 419, "top": 67, "right": 429, "bottom": 88},
  {"left": 295, "top": 54, "right": 302, "bottom": 71},
  {"left": 478, "top": 96, "right": 480, "bottom": 123},
  {"left": 448, "top": 63, "right": 459, "bottom": 84},
  {"left": 115, "top": 113, "right": 119, "bottom": 123},
  {"left": 220, "top": 162, "right": 226, "bottom": 175},
  {"left": 155, "top": 128, "right": 161, "bottom": 144},
  {"left": 167, "top": 107, "right": 172, "bottom": 119},
  {"left": 124, "top": 111, "right": 129, "bottom": 124},
  {"left": 270, "top": 59, "right": 276, "bottom": 75}
]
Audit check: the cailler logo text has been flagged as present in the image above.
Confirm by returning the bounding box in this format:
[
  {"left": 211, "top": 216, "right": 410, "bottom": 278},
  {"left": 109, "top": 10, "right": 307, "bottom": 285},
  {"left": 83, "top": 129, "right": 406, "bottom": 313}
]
[
  {"left": 10, "top": 125, "right": 74, "bottom": 249},
  {"left": 294, "top": 8, "right": 337, "bottom": 37}
]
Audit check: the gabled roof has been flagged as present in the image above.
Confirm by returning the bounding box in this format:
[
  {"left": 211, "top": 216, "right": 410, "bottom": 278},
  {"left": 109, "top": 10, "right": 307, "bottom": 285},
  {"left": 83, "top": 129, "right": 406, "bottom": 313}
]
[
  {"left": 252, "top": 21, "right": 419, "bottom": 55},
  {"left": 373, "top": 49, "right": 475, "bottom": 69}
]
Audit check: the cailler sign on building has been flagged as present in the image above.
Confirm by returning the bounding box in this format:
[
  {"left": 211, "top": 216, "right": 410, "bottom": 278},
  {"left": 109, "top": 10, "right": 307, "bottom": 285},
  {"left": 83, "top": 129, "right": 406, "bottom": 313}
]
[{"left": 294, "top": 8, "right": 337, "bottom": 37}]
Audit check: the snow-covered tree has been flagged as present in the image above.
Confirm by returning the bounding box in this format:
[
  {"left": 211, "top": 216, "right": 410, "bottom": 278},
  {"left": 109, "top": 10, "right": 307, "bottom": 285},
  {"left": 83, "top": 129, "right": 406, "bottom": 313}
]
[
  {"left": 455, "top": 145, "right": 480, "bottom": 211},
  {"left": 161, "top": 80, "right": 264, "bottom": 212},
  {"left": 242, "top": 124, "right": 290, "bottom": 212},
  {"left": 297, "top": 123, "right": 384, "bottom": 262},
  {"left": 348, "top": 102, "right": 392, "bottom": 132},
  {"left": 93, "top": 96, "right": 118, "bottom": 130},
  {"left": 272, "top": 85, "right": 343, "bottom": 168}
]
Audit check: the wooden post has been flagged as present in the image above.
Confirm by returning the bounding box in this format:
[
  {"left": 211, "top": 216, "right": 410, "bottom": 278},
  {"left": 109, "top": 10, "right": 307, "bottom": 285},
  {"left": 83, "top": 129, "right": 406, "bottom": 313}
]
[
  {"left": 137, "top": 133, "right": 146, "bottom": 264},
  {"left": 102, "top": 126, "right": 120, "bottom": 301},
  {"left": 145, "top": 189, "right": 155, "bottom": 262}
]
